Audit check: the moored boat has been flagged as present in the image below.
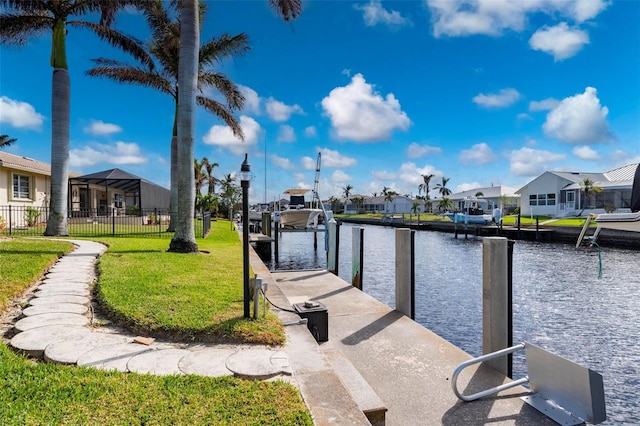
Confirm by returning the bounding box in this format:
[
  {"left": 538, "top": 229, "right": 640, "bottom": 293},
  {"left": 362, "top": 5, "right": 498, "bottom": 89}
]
[{"left": 279, "top": 189, "right": 323, "bottom": 230}]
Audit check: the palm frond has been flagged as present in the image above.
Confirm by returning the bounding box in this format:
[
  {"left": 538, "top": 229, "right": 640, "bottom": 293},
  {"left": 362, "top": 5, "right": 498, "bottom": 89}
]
[
  {"left": 199, "top": 33, "right": 250, "bottom": 66},
  {"left": 0, "top": 14, "right": 52, "bottom": 45},
  {"left": 69, "top": 20, "right": 154, "bottom": 69},
  {"left": 269, "top": 0, "right": 303, "bottom": 21},
  {"left": 198, "top": 71, "right": 244, "bottom": 111},
  {"left": 196, "top": 96, "right": 244, "bottom": 141},
  {"left": 87, "top": 65, "right": 175, "bottom": 97}
]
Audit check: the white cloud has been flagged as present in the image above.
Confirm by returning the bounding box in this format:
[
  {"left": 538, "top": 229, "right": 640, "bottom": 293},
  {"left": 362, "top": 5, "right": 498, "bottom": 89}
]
[
  {"left": 305, "top": 126, "right": 317, "bottom": 137},
  {"left": 573, "top": 145, "right": 601, "bottom": 160},
  {"left": 202, "top": 115, "right": 262, "bottom": 155},
  {"left": 332, "top": 170, "right": 351, "bottom": 183},
  {"left": 517, "top": 113, "right": 532, "bottom": 121},
  {"left": 398, "top": 162, "right": 443, "bottom": 187},
  {"left": 456, "top": 182, "right": 484, "bottom": 193},
  {"left": 69, "top": 141, "right": 147, "bottom": 167},
  {"left": 265, "top": 97, "right": 304, "bottom": 122},
  {"left": 277, "top": 125, "right": 296, "bottom": 143},
  {"left": 83, "top": 120, "right": 122, "bottom": 136},
  {"left": 543, "top": 87, "right": 613, "bottom": 144},
  {"left": 319, "top": 147, "right": 357, "bottom": 168},
  {"left": 426, "top": 0, "right": 609, "bottom": 38},
  {"left": 321, "top": 73, "right": 411, "bottom": 142},
  {"left": 0, "top": 96, "right": 45, "bottom": 129},
  {"left": 372, "top": 170, "right": 396, "bottom": 181},
  {"left": 406, "top": 142, "right": 442, "bottom": 159},
  {"left": 353, "top": 0, "right": 412, "bottom": 27},
  {"left": 342, "top": 69, "right": 351, "bottom": 77},
  {"left": 459, "top": 143, "right": 497, "bottom": 166},
  {"left": 301, "top": 156, "right": 316, "bottom": 170},
  {"left": 271, "top": 154, "right": 296, "bottom": 170},
  {"left": 509, "top": 147, "right": 565, "bottom": 177},
  {"left": 529, "top": 98, "right": 560, "bottom": 111},
  {"left": 529, "top": 22, "right": 589, "bottom": 61},
  {"left": 238, "top": 85, "right": 261, "bottom": 114},
  {"left": 472, "top": 88, "right": 520, "bottom": 108}
]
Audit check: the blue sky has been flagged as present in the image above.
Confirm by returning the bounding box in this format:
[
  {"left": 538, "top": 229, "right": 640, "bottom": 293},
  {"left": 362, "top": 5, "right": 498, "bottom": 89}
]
[{"left": 1, "top": 0, "right": 639, "bottom": 204}]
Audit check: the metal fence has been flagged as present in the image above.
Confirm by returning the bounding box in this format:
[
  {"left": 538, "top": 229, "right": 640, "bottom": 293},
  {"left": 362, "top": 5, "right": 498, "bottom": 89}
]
[{"left": 0, "top": 206, "right": 210, "bottom": 238}]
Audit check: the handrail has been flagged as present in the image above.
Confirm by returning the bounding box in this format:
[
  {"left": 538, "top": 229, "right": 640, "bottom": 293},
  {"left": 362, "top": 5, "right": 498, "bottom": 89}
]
[{"left": 451, "top": 343, "right": 528, "bottom": 402}]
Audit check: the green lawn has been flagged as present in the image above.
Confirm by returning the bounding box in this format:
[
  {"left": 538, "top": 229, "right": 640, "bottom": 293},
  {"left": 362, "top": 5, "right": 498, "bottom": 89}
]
[
  {"left": 94, "top": 220, "right": 285, "bottom": 344},
  {"left": 0, "top": 224, "right": 312, "bottom": 425}
]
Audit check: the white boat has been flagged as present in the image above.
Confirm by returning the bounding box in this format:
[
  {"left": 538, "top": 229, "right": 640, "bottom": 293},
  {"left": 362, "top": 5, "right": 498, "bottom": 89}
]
[
  {"left": 279, "top": 189, "right": 323, "bottom": 230},
  {"left": 576, "top": 164, "right": 640, "bottom": 247},
  {"left": 445, "top": 198, "right": 493, "bottom": 225}
]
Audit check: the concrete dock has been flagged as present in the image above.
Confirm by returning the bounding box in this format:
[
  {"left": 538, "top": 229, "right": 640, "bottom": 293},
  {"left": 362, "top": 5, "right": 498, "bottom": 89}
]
[{"left": 250, "top": 250, "right": 556, "bottom": 425}]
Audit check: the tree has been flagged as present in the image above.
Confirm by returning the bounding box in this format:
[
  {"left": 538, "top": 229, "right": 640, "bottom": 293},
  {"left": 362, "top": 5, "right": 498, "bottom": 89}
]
[
  {"left": 204, "top": 158, "right": 219, "bottom": 195},
  {"left": 0, "top": 0, "right": 149, "bottom": 236},
  {"left": 578, "top": 178, "right": 602, "bottom": 216},
  {"left": 0, "top": 134, "right": 16, "bottom": 148},
  {"left": 86, "top": 1, "right": 249, "bottom": 233},
  {"left": 342, "top": 184, "right": 353, "bottom": 199},
  {"left": 435, "top": 177, "right": 451, "bottom": 197},
  {"left": 411, "top": 202, "right": 421, "bottom": 214},
  {"left": 418, "top": 173, "right": 434, "bottom": 200},
  {"left": 384, "top": 190, "right": 397, "bottom": 213},
  {"left": 475, "top": 191, "right": 484, "bottom": 198},
  {"left": 437, "top": 197, "right": 453, "bottom": 212},
  {"left": 351, "top": 196, "right": 365, "bottom": 213},
  {"left": 194, "top": 158, "right": 208, "bottom": 197},
  {"left": 219, "top": 173, "right": 240, "bottom": 221}
]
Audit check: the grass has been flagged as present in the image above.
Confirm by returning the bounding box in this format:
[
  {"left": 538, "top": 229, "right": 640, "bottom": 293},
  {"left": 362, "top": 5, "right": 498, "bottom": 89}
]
[
  {"left": 0, "top": 345, "right": 311, "bottom": 425},
  {"left": 337, "top": 212, "right": 451, "bottom": 221},
  {"left": 501, "top": 215, "right": 593, "bottom": 227},
  {"left": 0, "top": 238, "right": 74, "bottom": 311},
  {"left": 94, "top": 220, "right": 285, "bottom": 344},
  {"left": 0, "top": 223, "right": 312, "bottom": 425}
]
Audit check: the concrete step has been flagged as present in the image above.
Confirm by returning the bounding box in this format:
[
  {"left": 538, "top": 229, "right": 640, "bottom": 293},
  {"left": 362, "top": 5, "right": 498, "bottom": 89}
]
[{"left": 324, "top": 349, "right": 387, "bottom": 426}]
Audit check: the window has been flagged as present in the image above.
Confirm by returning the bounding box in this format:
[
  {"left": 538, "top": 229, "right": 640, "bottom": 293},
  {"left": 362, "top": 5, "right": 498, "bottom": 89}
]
[
  {"left": 12, "top": 173, "right": 31, "bottom": 200},
  {"left": 530, "top": 193, "right": 556, "bottom": 206}
]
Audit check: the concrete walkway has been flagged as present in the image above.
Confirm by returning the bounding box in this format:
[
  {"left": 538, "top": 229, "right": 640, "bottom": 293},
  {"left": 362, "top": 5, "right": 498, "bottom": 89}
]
[{"left": 7, "top": 240, "right": 294, "bottom": 382}]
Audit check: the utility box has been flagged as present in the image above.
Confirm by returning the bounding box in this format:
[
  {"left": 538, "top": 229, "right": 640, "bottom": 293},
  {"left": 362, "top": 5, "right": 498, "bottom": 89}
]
[{"left": 293, "top": 301, "right": 328, "bottom": 343}]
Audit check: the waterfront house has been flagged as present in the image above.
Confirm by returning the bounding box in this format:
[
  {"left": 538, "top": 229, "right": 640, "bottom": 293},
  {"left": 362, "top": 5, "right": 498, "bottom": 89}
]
[
  {"left": 1, "top": 151, "right": 169, "bottom": 225},
  {"left": 447, "top": 185, "right": 520, "bottom": 214},
  {"left": 516, "top": 163, "right": 638, "bottom": 217}
]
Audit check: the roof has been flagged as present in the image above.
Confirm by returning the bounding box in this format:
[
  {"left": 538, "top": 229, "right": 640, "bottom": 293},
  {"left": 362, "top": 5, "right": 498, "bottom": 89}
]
[
  {"left": 284, "top": 188, "right": 311, "bottom": 195},
  {"left": 0, "top": 151, "right": 80, "bottom": 177},
  {"left": 71, "top": 168, "right": 156, "bottom": 193},
  {"left": 604, "top": 163, "right": 639, "bottom": 181},
  {"left": 449, "top": 185, "right": 520, "bottom": 200}
]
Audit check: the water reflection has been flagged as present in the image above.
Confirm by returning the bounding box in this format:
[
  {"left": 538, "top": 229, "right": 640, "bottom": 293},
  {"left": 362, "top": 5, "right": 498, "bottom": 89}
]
[{"left": 262, "top": 224, "right": 639, "bottom": 424}]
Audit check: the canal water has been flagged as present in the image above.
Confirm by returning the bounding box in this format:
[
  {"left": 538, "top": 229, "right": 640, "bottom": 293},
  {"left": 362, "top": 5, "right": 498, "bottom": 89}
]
[{"left": 262, "top": 223, "right": 639, "bottom": 425}]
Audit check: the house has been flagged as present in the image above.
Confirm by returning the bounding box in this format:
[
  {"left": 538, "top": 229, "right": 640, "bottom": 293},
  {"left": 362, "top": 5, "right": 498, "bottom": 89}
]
[
  {"left": 516, "top": 163, "right": 638, "bottom": 217},
  {"left": 1, "top": 151, "right": 169, "bottom": 224},
  {"left": 447, "top": 185, "right": 520, "bottom": 214}
]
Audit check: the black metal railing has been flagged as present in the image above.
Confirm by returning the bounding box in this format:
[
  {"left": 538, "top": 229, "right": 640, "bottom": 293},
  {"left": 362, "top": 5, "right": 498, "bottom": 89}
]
[{"left": 0, "top": 206, "right": 211, "bottom": 238}]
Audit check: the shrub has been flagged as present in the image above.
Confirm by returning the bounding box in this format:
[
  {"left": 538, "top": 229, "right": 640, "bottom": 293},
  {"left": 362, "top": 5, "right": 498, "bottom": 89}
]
[
  {"left": 0, "top": 215, "right": 5, "bottom": 231},
  {"left": 24, "top": 207, "right": 42, "bottom": 227},
  {"left": 604, "top": 205, "right": 617, "bottom": 213}
]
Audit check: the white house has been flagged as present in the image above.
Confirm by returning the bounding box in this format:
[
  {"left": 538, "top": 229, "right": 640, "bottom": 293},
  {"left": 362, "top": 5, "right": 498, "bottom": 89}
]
[
  {"left": 447, "top": 185, "right": 520, "bottom": 214},
  {"left": 516, "top": 163, "right": 638, "bottom": 217}
]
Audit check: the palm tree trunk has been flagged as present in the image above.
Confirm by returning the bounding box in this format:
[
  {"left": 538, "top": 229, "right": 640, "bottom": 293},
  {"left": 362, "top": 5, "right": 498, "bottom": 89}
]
[
  {"left": 44, "top": 69, "right": 70, "bottom": 236},
  {"left": 169, "top": 0, "right": 199, "bottom": 253},
  {"left": 167, "top": 110, "right": 178, "bottom": 232}
]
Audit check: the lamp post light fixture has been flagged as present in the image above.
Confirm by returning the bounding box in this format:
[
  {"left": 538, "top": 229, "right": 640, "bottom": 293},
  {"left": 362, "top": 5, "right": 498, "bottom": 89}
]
[{"left": 240, "top": 153, "right": 251, "bottom": 318}]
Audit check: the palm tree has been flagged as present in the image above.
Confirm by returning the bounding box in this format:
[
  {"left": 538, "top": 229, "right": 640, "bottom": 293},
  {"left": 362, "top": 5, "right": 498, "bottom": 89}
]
[
  {"left": 384, "top": 190, "right": 397, "bottom": 214},
  {"left": 0, "top": 134, "right": 16, "bottom": 148},
  {"left": 411, "top": 201, "right": 421, "bottom": 214},
  {"left": 435, "top": 177, "right": 452, "bottom": 197},
  {"left": 0, "top": 0, "right": 149, "bottom": 236},
  {"left": 418, "top": 173, "right": 434, "bottom": 200},
  {"left": 351, "top": 195, "right": 365, "bottom": 213},
  {"left": 578, "top": 178, "right": 602, "bottom": 216},
  {"left": 219, "top": 173, "right": 240, "bottom": 222},
  {"left": 342, "top": 184, "right": 353, "bottom": 199},
  {"left": 204, "top": 158, "right": 219, "bottom": 195},
  {"left": 437, "top": 197, "right": 453, "bottom": 212},
  {"left": 194, "top": 158, "right": 208, "bottom": 198},
  {"left": 86, "top": 1, "right": 249, "bottom": 237}
]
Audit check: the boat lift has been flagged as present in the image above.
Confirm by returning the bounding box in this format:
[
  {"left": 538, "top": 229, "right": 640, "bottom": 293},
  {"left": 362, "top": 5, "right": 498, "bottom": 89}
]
[{"left": 452, "top": 342, "right": 606, "bottom": 425}]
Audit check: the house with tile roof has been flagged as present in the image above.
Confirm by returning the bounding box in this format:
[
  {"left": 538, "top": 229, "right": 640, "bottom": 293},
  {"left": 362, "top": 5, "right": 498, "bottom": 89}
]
[
  {"left": 1, "top": 151, "right": 169, "bottom": 226},
  {"left": 516, "top": 163, "right": 639, "bottom": 217}
]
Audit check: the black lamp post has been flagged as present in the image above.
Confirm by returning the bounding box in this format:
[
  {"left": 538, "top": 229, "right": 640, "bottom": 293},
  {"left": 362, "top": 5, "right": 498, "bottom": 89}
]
[{"left": 240, "top": 153, "right": 251, "bottom": 318}]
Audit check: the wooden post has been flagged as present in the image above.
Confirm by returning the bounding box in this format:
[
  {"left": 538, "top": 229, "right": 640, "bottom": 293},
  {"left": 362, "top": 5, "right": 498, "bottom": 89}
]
[
  {"left": 395, "top": 228, "right": 415, "bottom": 319},
  {"left": 352, "top": 227, "right": 364, "bottom": 290},
  {"left": 273, "top": 212, "right": 280, "bottom": 264},
  {"left": 482, "top": 237, "right": 509, "bottom": 376}
]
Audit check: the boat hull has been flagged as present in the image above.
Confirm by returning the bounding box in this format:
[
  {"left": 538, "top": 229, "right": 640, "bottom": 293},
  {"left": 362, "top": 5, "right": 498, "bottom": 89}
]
[
  {"left": 279, "top": 209, "right": 323, "bottom": 230},
  {"left": 445, "top": 213, "right": 493, "bottom": 225}
]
